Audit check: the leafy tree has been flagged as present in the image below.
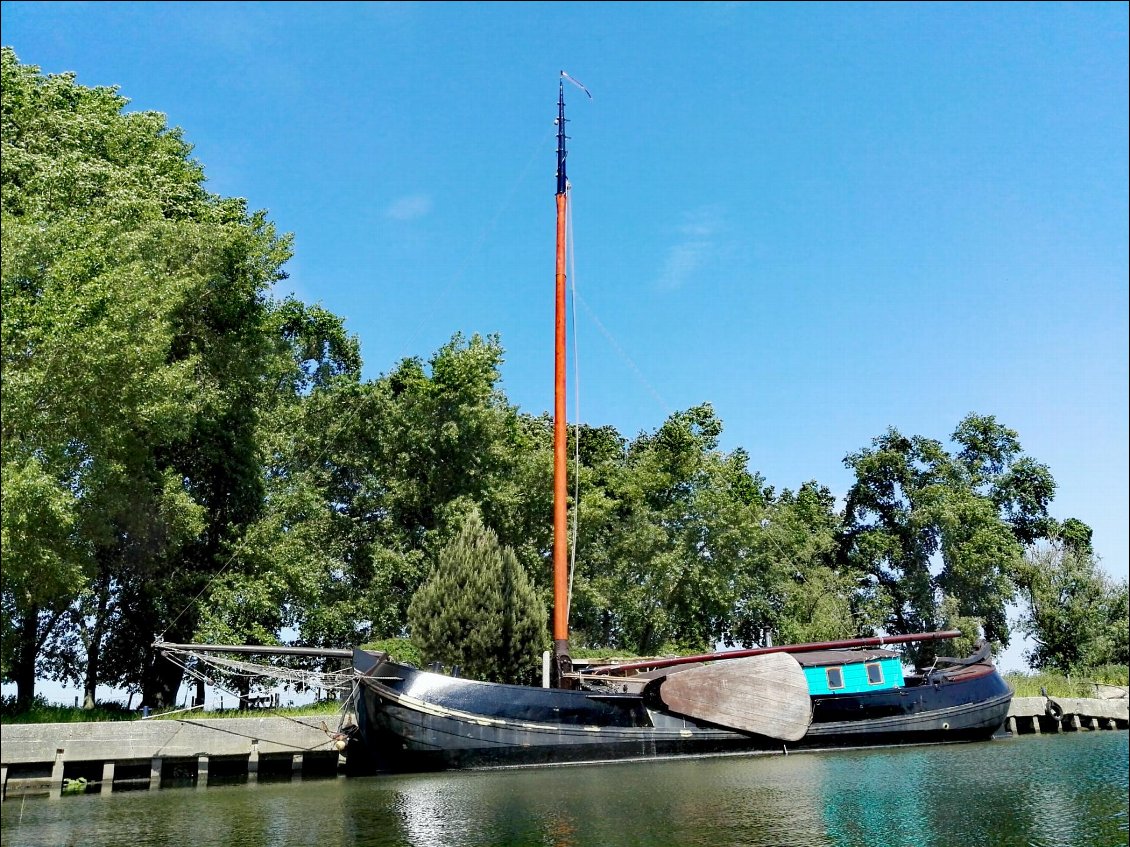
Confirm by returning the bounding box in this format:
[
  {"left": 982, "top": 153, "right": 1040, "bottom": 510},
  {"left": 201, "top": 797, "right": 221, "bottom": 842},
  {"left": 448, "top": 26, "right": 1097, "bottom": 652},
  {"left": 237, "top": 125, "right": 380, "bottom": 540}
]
[
  {"left": 567, "top": 405, "right": 738, "bottom": 654},
  {"left": 753, "top": 483, "right": 882, "bottom": 647},
  {"left": 191, "top": 299, "right": 361, "bottom": 701},
  {"left": 566, "top": 404, "right": 866, "bottom": 655},
  {"left": 1015, "top": 542, "right": 1129, "bottom": 673},
  {"left": 408, "top": 508, "right": 547, "bottom": 684},
  {"left": 196, "top": 332, "right": 539, "bottom": 665},
  {"left": 839, "top": 414, "right": 1057, "bottom": 663},
  {"left": 1, "top": 48, "right": 291, "bottom": 707}
]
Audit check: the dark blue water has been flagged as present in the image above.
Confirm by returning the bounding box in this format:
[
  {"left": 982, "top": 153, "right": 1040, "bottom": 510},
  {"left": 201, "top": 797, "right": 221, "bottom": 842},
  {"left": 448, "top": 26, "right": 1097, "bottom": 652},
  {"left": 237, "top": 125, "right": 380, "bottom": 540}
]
[{"left": 3, "top": 732, "right": 1126, "bottom": 847}]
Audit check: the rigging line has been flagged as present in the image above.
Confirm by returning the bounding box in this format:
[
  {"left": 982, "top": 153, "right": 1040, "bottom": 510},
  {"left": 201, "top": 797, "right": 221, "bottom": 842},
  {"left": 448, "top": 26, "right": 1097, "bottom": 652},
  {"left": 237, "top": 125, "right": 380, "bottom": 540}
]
[
  {"left": 163, "top": 129, "right": 556, "bottom": 639},
  {"left": 162, "top": 649, "right": 353, "bottom": 735},
  {"left": 394, "top": 126, "right": 556, "bottom": 359},
  {"left": 566, "top": 182, "right": 581, "bottom": 622},
  {"left": 160, "top": 646, "right": 354, "bottom": 689},
  {"left": 573, "top": 291, "right": 672, "bottom": 417}
]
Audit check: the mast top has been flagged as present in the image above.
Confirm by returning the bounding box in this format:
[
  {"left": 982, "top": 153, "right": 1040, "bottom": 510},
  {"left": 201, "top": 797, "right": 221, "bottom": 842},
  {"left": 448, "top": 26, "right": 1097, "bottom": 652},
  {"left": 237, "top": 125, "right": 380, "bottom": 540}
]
[
  {"left": 555, "top": 71, "right": 591, "bottom": 198},
  {"left": 556, "top": 77, "right": 567, "bottom": 196}
]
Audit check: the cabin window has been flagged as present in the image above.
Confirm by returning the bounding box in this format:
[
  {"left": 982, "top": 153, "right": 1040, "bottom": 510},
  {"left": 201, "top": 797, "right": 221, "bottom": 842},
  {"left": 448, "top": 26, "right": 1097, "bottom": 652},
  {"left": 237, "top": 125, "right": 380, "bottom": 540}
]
[
  {"left": 825, "top": 667, "right": 844, "bottom": 690},
  {"left": 866, "top": 662, "right": 884, "bottom": 685}
]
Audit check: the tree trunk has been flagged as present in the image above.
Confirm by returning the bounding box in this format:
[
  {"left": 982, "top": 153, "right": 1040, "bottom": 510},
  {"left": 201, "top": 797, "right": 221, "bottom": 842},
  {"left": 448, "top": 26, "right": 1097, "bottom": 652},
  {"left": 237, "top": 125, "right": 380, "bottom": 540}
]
[
  {"left": 14, "top": 605, "right": 39, "bottom": 712},
  {"left": 82, "top": 573, "right": 112, "bottom": 709},
  {"left": 142, "top": 653, "right": 185, "bottom": 709},
  {"left": 141, "top": 620, "right": 191, "bottom": 709}
]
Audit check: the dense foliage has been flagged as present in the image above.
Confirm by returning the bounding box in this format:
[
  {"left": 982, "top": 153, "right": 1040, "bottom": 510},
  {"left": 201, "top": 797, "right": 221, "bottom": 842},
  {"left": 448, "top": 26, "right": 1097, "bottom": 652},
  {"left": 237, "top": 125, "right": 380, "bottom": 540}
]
[
  {"left": 1015, "top": 542, "right": 1129, "bottom": 674},
  {"left": 1, "top": 48, "right": 355, "bottom": 708},
  {"left": 2, "top": 50, "right": 1125, "bottom": 708}
]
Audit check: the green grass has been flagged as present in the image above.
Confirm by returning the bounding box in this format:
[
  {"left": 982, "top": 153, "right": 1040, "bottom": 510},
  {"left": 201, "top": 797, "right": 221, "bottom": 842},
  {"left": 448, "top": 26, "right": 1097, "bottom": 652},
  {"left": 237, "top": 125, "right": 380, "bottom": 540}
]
[
  {"left": 0, "top": 695, "right": 137, "bottom": 724},
  {"left": 1004, "top": 665, "right": 1129, "bottom": 698},
  {"left": 188, "top": 699, "right": 345, "bottom": 720},
  {"left": 0, "top": 693, "right": 348, "bottom": 724}
]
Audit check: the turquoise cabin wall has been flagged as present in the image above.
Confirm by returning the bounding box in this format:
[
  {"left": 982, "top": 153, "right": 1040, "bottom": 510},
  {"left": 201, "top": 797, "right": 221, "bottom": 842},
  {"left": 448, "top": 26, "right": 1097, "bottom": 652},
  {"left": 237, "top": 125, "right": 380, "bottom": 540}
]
[{"left": 804, "top": 657, "right": 905, "bottom": 695}]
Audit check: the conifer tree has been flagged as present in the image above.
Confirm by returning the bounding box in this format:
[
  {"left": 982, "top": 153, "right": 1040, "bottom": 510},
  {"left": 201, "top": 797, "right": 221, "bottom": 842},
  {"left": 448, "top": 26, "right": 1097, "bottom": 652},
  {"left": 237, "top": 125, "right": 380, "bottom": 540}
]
[{"left": 408, "top": 509, "right": 547, "bottom": 683}]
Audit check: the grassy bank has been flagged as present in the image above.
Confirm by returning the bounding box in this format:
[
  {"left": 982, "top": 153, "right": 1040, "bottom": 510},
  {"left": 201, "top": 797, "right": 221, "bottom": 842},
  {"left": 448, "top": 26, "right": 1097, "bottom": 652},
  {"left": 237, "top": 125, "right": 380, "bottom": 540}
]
[
  {"left": 1003, "top": 665, "right": 1129, "bottom": 698},
  {"left": 0, "top": 695, "right": 345, "bottom": 725}
]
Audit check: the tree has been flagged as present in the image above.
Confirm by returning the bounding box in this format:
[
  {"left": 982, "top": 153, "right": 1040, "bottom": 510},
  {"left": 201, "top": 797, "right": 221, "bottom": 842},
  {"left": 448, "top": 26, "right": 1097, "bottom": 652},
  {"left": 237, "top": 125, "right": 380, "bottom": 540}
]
[
  {"left": 1, "top": 48, "right": 292, "bottom": 707},
  {"left": 567, "top": 404, "right": 743, "bottom": 655},
  {"left": 750, "top": 482, "right": 883, "bottom": 647},
  {"left": 1015, "top": 542, "right": 1129, "bottom": 673},
  {"left": 191, "top": 299, "right": 361, "bottom": 701},
  {"left": 563, "top": 404, "right": 866, "bottom": 656},
  {"left": 839, "top": 414, "right": 1057, "bottom": 664},
  {"left": 408, "top": 508, "right": 547, "bottom": 684}
]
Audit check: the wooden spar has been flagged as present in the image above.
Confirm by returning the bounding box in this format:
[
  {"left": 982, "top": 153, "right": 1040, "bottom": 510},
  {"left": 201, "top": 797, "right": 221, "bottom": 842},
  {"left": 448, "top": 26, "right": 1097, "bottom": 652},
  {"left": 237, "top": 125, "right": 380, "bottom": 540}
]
[
  {"left": 155, "top": 642, "right": 352, "bottom": 659},
  {"left": 551, "top": 75, "right": 571, "bottom": 682},
  {"left": 584, "top": 630, "right": 964, "bottom": 675}
]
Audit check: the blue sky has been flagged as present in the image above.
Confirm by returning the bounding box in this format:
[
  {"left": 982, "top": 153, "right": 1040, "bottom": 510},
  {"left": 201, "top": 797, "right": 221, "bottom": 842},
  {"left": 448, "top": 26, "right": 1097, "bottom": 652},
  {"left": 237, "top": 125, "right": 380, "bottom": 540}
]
[{"left": 3, "top": 3, "right": 1127, "bottom": 677}]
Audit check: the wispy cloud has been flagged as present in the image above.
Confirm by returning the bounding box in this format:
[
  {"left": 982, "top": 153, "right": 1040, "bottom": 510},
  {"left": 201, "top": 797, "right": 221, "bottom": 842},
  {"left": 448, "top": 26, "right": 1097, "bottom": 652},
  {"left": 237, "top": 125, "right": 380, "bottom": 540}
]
[
  {"left": 658, "top": 207, "right": 723, "bottom": 290},
  {"left": 385, "top": 193, "right": 433, "bottom": 221}
]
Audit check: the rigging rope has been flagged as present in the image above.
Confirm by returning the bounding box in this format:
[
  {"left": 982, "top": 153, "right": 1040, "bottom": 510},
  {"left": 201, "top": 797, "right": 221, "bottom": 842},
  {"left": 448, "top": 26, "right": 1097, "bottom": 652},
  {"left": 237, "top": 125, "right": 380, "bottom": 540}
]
[
  {"left": 157, "top": 645, "right": 360, "bottom": 742},
  {"left": 572, "top": 290, "right": 671, "bottom": 417},
  {"left": 159, "top": 646, "right": 355, "bottom": 693},
  {"left": 162, "top": 128, "right": 556, "bottom": 640},
  {"left": 566, "top": 181, "right": 581, "bottom": 622}
]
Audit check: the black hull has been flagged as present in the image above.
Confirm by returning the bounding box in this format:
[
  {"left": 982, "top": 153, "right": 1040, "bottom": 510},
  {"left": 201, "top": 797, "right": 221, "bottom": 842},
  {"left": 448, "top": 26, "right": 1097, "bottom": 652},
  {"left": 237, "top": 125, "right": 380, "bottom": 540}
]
[
  {"left": 806, "top": 668, "right": 1013, "bottom": 746},
  {"left": 351, "top": 649, "right": 1013, "bottom": 772}
]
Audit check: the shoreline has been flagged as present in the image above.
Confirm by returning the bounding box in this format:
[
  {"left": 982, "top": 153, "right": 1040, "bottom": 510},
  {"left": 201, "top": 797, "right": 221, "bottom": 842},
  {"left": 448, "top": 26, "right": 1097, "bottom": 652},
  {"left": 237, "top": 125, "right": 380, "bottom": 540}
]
[{"left": 2, "top": 695, "right": 1125, "bottom": 800}]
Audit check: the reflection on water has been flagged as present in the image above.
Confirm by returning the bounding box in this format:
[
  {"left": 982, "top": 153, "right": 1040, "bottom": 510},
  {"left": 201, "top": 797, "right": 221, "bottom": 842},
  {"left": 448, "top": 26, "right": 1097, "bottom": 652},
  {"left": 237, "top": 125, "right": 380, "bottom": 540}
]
[{"left": 2, "top": 732, "right": 1126, "bottom": 847}]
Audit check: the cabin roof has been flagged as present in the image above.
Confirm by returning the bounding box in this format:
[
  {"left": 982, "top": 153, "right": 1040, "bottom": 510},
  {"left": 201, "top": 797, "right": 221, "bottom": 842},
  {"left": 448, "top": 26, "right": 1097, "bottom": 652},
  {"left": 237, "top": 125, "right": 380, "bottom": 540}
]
[{"left": 793, "top": 648, "right": 901, "bottom": 668}]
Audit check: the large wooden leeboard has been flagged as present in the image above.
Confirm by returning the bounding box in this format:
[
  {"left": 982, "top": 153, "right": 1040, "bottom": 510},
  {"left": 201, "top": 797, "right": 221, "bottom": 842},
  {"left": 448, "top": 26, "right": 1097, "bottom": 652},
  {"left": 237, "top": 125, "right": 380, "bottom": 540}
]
[{"left": 658, "top": 652, "right": 812, "bottom": 741}]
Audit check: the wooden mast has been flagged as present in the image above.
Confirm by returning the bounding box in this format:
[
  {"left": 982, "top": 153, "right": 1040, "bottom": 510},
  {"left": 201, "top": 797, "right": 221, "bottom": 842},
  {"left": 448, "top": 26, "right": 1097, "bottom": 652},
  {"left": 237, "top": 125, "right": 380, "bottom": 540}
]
[{"left": 552, "top": 76, "right": 572, "bottom": 686}]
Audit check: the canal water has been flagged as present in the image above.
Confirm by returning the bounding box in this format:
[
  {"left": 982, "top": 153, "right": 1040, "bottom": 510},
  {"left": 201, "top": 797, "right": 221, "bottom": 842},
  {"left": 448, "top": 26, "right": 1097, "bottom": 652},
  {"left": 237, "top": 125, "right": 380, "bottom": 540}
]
[{"left": 2, "top": 732, "right": 1126, "bottom": 847}]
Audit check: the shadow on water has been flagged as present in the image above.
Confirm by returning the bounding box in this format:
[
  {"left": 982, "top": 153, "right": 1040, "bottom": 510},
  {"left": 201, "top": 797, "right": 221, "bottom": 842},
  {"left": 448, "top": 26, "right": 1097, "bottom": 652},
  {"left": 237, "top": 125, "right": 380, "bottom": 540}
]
[{"left": 2, "top": 732, "right": 1126, "bottom": 847}]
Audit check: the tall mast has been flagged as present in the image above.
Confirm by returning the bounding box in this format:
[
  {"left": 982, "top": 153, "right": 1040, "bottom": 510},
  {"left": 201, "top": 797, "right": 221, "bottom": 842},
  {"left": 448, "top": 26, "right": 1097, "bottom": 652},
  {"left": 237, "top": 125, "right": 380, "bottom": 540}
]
[{"left": 552, "top": 76, "right": 572, "bottom": 686}]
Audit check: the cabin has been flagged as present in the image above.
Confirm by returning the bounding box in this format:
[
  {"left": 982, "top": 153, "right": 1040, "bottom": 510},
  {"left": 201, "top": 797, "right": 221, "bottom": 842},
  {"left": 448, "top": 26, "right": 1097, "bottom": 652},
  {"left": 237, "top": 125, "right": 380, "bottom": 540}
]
[{"left": 795, "top": 649, "right": 906, "bottom": 695}]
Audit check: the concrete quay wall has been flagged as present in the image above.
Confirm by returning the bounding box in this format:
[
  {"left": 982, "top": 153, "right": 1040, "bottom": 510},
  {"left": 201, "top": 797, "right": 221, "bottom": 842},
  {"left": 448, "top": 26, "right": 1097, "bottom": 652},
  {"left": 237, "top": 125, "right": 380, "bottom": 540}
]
[
  {"left": 1005, "top": 695, "right": 1128, "bottom": 736},
  {"left": 0, "top": 715, "right": 348, "bottom": 800}
]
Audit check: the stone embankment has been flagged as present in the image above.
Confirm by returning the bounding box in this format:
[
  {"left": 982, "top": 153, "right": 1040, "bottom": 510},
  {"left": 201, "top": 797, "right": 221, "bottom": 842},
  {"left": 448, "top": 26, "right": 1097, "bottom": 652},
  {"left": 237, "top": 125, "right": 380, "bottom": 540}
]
[{"left": 2, "top": 694, "right": 1126, "bottom": 800}]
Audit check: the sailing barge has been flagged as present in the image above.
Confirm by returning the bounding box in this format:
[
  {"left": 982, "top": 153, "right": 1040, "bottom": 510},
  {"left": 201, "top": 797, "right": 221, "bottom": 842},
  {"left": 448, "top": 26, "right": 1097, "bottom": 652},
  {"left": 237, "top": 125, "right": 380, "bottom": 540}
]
[
  {"left": 344, "top": 75, "right": 1012, "bottom": 773},
  {"left": 350, "top": 633, "right": 1012, "bottom": 773}
]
